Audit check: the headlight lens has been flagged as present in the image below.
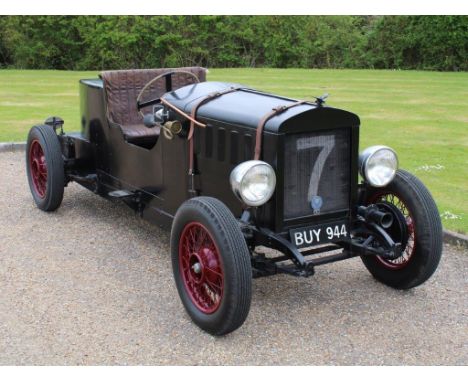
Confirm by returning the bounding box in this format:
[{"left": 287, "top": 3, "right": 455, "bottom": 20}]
[
  {"left": 359, "top": 146, "right": 398, "bottom": 187},
  {"left": 230, "top": 160, "right": 276, "bottom": 206}
]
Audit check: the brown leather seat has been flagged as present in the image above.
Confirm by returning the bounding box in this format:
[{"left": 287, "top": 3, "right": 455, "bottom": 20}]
[
  {"left": 100, "top": 67, "right": 207, "bottom": 145},
  {"left": 120, "top": 124, "right": 162, "bottom": 142}
]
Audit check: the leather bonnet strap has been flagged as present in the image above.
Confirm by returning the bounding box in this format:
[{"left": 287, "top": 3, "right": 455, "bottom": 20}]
[
  {"left": 254, "top": 100, "right": 307, "bottom": 160},
  {"left": 187, "top": 86, "right": 243, "bottom": 141}
]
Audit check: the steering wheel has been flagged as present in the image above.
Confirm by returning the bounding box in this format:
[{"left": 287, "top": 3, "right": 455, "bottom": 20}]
[{"left": 136, "top": 70, "right": 200, "bottom": 118}]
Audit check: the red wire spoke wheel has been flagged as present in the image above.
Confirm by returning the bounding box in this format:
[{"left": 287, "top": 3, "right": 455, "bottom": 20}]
[
  {"left": 360, "top": 169, "right": 442, "bottom": 289},
  {"left": 26, "top": 125, "right": 64, "bottom": 211},
  {"left": 171, "top": 197, "right": 252, "bottom": 336},
  {"left": 179, "top": 222, "right": 224, "bottom": 314},
  {"left": 368, "top": 192, "right": 415, "bottom": 270},
  {"left": 29, "top": 140, "right": 48, "bottom": 198}
]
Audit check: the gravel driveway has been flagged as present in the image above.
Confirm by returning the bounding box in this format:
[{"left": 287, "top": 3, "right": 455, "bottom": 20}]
[{"left": 0, "top": 151, "right": 466, "bottom": 365}]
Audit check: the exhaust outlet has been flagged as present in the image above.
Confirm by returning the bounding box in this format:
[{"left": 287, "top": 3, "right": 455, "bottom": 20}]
[{"left": 358, "top": 205, "right": 394, "bottom": 229}]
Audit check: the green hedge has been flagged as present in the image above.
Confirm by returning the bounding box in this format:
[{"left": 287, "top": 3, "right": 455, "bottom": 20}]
[{"left": 0, "top": 16, "right": 466, "bottom": 71}]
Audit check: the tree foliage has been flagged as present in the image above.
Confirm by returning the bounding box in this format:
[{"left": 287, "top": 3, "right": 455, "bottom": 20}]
[{"left": 0, "top": 16, "right": 466, "bottom": 71}]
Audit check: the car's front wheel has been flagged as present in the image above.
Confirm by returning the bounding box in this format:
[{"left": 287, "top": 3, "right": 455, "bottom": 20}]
[
  {"left": 360, "top": 169, "right": 443, "bottom": 289},
  {"left": 171, "top": 197, "right": 252, "bottom": 336}
]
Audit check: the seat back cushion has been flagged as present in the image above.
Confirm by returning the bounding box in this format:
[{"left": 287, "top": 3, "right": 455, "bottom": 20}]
[{"left": 100, "top": 67, "right": 207, "bottom": 126}]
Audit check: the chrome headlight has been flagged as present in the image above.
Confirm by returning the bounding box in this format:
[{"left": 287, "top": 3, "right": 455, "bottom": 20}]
[
  {"left": 359, "top": 145, "right": 398, "bottom": 187},
  {"left": 230, "top": 160, "right": 276, "bottom": 206}
]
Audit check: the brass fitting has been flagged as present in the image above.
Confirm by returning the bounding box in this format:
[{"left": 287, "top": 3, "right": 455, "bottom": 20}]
[{"left": 164, "top": 120, "right": 182, "bottom": 135}]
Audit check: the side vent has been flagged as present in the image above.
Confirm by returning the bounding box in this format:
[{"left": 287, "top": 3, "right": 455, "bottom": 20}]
[
  {"left": 230, "top": 131, "right": 239, "bottom": 164},
  {"left": 194, "top": 125, "right": 202, "bottom": 155},
  {"left": 199, "top": 126, "right": 254, "bottom": 164},
  {"left": 205, "top": 125, "right": 213, "bottom": 158},
  {"left": 217, "top": 127, "right": 226, "bottom": 161},
  {"left": 243, "top": 134, "right": 253, "bottom": 161}
]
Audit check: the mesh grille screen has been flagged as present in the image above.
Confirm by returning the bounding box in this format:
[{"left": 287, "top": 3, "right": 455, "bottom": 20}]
[{"left": 284, "top": 128, "right": 350, "bottom": 219}]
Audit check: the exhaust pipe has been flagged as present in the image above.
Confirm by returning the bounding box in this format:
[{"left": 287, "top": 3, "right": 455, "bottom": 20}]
[{"left": 358, "top": 205, "right": 393, "bottom": 229}]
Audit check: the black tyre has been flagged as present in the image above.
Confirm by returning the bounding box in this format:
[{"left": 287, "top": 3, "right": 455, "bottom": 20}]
[
  {"left": 361, "top": 169, "right": 442, "bottom": 289},
  {"left": 171, "top": 197, "right": 252, "bottom": 336},
  {"left": 26, "top": 125, "right": 64, "bottom": 211}
]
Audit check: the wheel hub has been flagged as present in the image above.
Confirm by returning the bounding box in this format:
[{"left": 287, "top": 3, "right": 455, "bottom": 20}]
[
  {"left": 368, "top": 192, "right": 416, "bottom": 269},
  {"left": 191, "top": 262, "right": 202, "bottom": 274},
  {"left": 188, "top": 252, "right": 204, "bottom": 283},
  {"left": 187, "top": 248, "right": 220, "bottom": 284}
]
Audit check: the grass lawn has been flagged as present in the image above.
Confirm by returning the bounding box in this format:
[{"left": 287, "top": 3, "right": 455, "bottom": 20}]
[{"left": 1, "top": 68, "right": 467, "bottom": 233}]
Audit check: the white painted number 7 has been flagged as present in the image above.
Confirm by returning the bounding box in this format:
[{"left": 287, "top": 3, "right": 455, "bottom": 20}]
[{"left": 296, "top": 135, "right": 335, "bottom": 201}]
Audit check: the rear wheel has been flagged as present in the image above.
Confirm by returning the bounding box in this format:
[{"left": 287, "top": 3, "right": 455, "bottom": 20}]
[
  {"left": 26, "top": 125, "right": 64, "bottom": 211},
  {"left": 171, "top": 197, "right": 252, "bottom": 336},
  {"left": 360, "top": 170, "right": 442, "bottom": 289}
]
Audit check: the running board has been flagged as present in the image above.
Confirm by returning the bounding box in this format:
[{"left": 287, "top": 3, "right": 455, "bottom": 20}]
[
  {"left": 107, "top": 189, "right": 146, "bottom": 216},
  {"left": 68, "top": 173, "right": 98, "bottom": 192},
  {"left": 108, "top": 189, "right": 135, "bottom": 199}
]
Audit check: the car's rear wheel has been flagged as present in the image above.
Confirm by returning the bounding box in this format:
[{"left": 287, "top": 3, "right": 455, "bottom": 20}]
[
  {"left": 360, "top": 169, "right": 442, "bottom": 289},
  {"left": 171, "top": 197, "right": 252, "bottom": 336},
  {"left": 26, "top": 125, "right": 64, "bottom": 211}
]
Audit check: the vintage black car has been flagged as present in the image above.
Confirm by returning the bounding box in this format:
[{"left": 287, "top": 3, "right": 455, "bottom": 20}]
[{"left": 26, "top": 67, "right": 442, "bottom": 335}]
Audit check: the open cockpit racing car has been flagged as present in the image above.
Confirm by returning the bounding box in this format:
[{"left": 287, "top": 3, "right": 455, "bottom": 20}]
[{"left": 26, "top": 67, "right": 442, "bottom": 335}]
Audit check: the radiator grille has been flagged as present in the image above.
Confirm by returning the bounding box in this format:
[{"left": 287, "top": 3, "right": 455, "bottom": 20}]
[{"left": 283, "top": 128, "right": 351, "bottom": 219}]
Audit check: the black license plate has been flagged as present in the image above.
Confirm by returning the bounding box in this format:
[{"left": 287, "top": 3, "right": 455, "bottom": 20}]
[{"left": 290, "top": 221, "right": 349, "bottom": 249}]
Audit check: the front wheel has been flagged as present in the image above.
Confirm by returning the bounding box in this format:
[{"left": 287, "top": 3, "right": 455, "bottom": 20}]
[
  {"left": 171, "top": 197, "right": 252, "bottom": 336},
  {"left": 360, "top": 169, "right": 442, "bottom": 289}
]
